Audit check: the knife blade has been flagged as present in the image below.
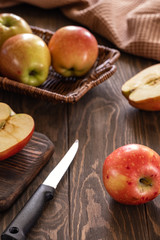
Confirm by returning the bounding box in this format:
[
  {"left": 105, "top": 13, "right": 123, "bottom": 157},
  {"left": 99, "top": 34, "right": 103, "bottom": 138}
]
[{"left": 1, "top": 139, "right": 79, "bottom": 240}]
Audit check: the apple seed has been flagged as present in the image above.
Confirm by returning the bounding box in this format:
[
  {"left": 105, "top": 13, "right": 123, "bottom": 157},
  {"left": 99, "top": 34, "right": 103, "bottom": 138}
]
[{"left": 147, "top": 77, "right": 160, "bottom": 86}]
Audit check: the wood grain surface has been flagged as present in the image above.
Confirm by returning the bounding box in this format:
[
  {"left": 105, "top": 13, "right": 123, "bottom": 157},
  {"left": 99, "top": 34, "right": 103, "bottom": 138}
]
[{"left": 0, "top": 4, "right": 160, "bottom": 240}]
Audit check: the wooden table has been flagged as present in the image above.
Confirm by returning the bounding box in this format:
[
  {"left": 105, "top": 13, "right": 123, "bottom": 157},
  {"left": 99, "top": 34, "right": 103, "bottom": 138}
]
[{"left": 0, "top": 4, "right": 159, "bottom": 240}]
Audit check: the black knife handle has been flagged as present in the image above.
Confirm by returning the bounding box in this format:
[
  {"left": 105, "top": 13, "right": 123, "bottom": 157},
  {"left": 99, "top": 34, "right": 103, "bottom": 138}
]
[{"left": 1, "top": 184, "right": 54, "bottom": 240}]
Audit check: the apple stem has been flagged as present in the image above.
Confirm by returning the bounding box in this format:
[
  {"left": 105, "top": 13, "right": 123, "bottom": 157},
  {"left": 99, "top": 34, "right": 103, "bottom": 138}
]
[
  {"left": 139, "top": 178, "right": 152, "bottom": 187},
  {"left": 29, "top": 70, "right": 37, "bottom": 77}
]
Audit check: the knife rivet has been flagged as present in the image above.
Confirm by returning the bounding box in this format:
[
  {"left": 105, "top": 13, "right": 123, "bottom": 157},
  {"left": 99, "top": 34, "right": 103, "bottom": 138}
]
[
  {"left": 45, "top": 192, "right": 54, "bottom": 201},
  {"left": 9, "top": 226, "right": 19, "bottom": 234}
]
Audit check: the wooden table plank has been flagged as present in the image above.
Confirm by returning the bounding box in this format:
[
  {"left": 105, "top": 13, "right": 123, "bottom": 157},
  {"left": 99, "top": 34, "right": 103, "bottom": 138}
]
[{"left": 68, "top": 72, "right": 151, "bottom": 239}]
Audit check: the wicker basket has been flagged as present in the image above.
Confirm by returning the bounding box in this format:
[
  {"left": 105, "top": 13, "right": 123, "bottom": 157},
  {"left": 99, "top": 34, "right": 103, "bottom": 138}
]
[{"left": 0, "top": 26, "right": 120, "bottom": 103}]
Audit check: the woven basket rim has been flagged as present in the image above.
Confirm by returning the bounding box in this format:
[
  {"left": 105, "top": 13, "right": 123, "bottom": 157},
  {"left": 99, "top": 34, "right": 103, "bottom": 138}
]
[{"left": 0, "top": 25, "right": 120, "bottom": 103}]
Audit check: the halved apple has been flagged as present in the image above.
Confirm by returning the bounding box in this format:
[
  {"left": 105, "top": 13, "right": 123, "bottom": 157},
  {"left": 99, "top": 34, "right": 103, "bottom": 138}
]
[
  {"left": 121, "top": 64, "right": 160, "bottom": 111},
  {"left": 0, "top": 102, "right": 34, "bottom": 161}
]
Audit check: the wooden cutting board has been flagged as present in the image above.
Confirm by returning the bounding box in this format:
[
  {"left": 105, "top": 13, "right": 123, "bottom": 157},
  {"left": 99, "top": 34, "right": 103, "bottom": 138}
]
[{"left": 0, "top": 131, "right": 54, "bottom": 212}]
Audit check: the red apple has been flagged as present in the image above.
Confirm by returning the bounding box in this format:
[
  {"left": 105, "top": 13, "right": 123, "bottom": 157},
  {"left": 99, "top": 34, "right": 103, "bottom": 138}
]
[
  {"left": 0, "top": 102, "right": 35, "bottom": 161},
  {"left": 103, "top": 144, "right": 160, "bottom": 205},
  {"left": 0, "top": 33, "right": 51, "bottom": 87},
  {"left": 0, "top": 13, "right": 32, "bottom": 48},
  {"left": 121, "top": 64, "right": 160, "bottom": 111},
  {"left": 48, "top": 25, "right": 98, "bottom": 77}
]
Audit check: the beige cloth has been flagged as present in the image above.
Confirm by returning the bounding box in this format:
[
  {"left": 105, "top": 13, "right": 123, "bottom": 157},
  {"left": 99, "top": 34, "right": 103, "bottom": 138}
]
[{"left": 0, "top": 0, "right": 160, "bottom": 61}]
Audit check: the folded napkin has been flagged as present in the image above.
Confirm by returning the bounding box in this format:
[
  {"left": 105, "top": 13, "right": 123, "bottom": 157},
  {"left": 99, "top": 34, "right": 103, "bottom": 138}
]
[{"left": 1, "top": 0, "right": 160, "bottom": 61}]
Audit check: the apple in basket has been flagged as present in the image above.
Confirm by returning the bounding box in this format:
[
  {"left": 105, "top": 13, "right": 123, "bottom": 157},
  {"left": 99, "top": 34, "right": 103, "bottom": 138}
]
[
  {"left": 0, "top": 13, "right": 32, "bottom": 48},
  {"left": 121, "top": 64, "right": 160, "bottom": 111},
  {"left": 0, "top": 33, "right": 51, "bottom": 86},
  {"left": 48, "top": 25, "right": 98, "bottom": 77},
  {"left": 0, "top": 102, "right": 35, "bottom": 161},
  {"left": 103, "top": 144, "right": 160, "bottom": 205}
]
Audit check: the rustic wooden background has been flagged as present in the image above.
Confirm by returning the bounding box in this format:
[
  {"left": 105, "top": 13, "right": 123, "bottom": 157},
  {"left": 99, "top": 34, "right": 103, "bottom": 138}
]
[{"left": 0, "top": 4, "right": 160, "bottom": 240}]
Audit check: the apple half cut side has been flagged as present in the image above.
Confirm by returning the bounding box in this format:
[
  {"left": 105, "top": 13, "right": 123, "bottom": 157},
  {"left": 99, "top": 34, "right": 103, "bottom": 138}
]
[
  {"left": 121, "top": 64, "right": 160, "bottom": 111},
  {"left": 0, "top": 110, "right": 35, "bottom": 161},
  {"left": 0, "top": 102, "right": 12, "bottom": 128}
]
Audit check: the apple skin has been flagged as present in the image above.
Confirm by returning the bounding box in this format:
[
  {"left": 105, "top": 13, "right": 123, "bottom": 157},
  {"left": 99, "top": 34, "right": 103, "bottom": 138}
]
[
  {"left": 122, "top": 64, "right": 160, "bottom": 111},
  {"left": 0, "top": 33, "right": 51, "bottom": 87},
  {"left": 0, "top": 105, "right": 35, "bottom": 161},
  {"left": 0, "top": 13, "right": 32, "bottom": 48},
  {"left": 103, "top": 144, "right": 160, "bottom": 205},
  {"left": 128, "top": 98, "right": 160, "bottom": 111},
  {"left": 48, "top": 25, "right": 98, "bottom": 77}
]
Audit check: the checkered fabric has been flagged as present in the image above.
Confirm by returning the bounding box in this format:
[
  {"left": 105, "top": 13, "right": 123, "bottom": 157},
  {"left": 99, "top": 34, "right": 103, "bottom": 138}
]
[{"left": 1, "top": 0, "right": 160, "bottom": 61}]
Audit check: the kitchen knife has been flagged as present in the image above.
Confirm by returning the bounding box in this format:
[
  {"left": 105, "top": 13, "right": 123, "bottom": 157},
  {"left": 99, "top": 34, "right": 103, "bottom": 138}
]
[{"left": 1, "top": 139, "right": 79, "bottom": 240}]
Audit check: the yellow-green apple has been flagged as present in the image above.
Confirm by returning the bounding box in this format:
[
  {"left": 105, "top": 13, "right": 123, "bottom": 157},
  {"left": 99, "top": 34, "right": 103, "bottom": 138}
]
[
  {"left": 0, "top": 102, "right": 34, "bottom": 161},
  {"left": 103, "top": 144, "right": 160, "bottom": 205},
  {"left": 0, "top": 33, "right": 51, "bottom": 87},
  {"left": 122, "top": 64, "right": 160, "bottom": 111},
  {"left": 0, "top": 13, "right": 32, "bottom": 48},
  {"left": 48, "top": 25, "right": 98, "bottom": 77}
]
